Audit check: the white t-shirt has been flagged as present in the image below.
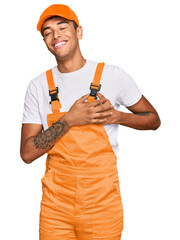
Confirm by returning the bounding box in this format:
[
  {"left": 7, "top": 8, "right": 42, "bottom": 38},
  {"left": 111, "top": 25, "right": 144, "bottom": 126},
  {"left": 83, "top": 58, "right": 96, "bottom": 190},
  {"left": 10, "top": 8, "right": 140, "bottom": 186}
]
[{"left": 22, "top": 58, "right": 142, "bottom": 157}]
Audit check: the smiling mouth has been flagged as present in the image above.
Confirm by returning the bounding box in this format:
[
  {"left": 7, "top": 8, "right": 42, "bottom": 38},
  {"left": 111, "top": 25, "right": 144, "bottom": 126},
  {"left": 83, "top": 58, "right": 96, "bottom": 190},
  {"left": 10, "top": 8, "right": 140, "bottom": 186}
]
[{"left": 53, "top": 41, "right": 68, "bottom": 49}]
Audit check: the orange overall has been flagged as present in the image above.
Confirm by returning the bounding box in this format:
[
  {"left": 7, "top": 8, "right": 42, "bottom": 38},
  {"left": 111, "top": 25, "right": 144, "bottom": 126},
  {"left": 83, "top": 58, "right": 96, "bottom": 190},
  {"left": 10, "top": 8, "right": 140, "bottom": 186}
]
[{"left": 39, "top": 62, "right": 124, "bottom": 240}]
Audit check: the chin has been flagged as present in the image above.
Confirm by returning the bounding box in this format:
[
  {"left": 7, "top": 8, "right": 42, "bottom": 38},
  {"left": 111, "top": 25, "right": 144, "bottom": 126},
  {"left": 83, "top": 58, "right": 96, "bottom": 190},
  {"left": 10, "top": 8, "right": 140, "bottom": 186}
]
[{"left": 55, "top": 54, "right": 71, "bottom": 61}]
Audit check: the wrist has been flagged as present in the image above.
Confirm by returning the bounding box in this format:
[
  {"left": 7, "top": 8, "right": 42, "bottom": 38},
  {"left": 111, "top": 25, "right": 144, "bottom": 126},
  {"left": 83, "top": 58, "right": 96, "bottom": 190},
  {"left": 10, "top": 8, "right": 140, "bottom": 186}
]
[
  {"left": 62, "top": 112, "right": 74, "bottom": 128},
  {"left": 114, "top": 110, "right": 122, "bottom": 124}
]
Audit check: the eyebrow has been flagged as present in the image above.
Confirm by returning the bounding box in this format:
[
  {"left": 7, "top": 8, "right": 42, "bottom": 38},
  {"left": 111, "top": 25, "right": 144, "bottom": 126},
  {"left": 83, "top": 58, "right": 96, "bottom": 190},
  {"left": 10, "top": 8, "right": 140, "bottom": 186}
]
[{"left": 42, "top": 21, "right": 69, "bottom": 35}]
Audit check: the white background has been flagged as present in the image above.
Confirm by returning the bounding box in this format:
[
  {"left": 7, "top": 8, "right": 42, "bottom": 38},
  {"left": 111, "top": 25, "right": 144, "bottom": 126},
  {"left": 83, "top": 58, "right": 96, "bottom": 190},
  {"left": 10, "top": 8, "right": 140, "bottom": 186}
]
[{"left": 1, "top": 0, "right": 179, "bottom": 239}]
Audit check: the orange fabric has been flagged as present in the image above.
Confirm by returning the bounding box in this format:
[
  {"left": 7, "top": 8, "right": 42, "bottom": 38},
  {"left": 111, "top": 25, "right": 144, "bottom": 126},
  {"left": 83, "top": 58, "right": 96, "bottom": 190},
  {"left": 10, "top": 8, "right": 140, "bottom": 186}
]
[
  {"left": 37, "top": 4, "right": 79, "bottom": 35},
  {"left": 87, "top": 62, "right": 105, "bottom": 103},
  {"left": 46, "top": 69, "right": 61, "bottom": 113},
  {"left": 91, "top": 62, "right": 105, "bottom": 86},
  {"left": 39, "top": 63, "right": 124, "bottom": 239}
]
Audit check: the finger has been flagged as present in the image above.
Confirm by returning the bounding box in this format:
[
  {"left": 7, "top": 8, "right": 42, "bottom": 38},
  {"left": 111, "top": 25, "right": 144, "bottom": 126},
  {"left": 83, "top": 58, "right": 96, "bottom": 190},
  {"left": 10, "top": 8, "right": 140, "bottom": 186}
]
[
  {"left": 78, "top": 93, "right": 90, "bottom": 103},
  {"left": 96, "top": 92, "right": 113, "bottom": 108},
  {"left": 92, "top": 96, "right": 107, "bottom": 107},
  {"left": 96, "top": 92, "right": 108, "bottom": 103},
  {"left": 97, "top": 92, "right": 104, "bottom": 99},
  {"left": 91, "top": 118, "right": 107, "bottom": 124}
]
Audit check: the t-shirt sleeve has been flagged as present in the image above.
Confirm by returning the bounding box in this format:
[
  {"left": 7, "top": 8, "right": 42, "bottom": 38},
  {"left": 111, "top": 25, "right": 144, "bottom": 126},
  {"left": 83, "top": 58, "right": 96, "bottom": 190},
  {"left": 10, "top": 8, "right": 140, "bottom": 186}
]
[
  {"left": 22, "top": 80, "right": 42, "bottom": 124},
  {"left": 115, "top": 66, "right": 142, "bottom": 107}
]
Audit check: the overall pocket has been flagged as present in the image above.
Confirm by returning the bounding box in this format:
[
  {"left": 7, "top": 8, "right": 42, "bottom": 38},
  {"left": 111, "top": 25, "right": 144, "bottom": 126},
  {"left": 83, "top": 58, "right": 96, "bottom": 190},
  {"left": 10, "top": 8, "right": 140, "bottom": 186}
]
[
  {"left": 92, "top": 174, "right": 124, "bottom": 238},
  {"left": 106, "top": 173, "right": 122, "bottom": 203}
]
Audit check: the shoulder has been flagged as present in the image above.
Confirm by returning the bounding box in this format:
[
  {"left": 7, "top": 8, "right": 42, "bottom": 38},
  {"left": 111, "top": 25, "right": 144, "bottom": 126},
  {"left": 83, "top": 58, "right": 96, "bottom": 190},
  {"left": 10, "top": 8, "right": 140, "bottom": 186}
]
[
  {"left": 89, "top": 59, "right": 118, "bottom": 69},
  {"left": 104, "top": 62, "right": 119, "bottom": 74},
  {"left": 28, "top": 71, "right": 46, "bottom": 88},
  {"left": 105, "top": 63, "right": 138, "bottom": 87},
  {"left": 89, "top": 59, "right": 135, "bottom": 83},
  {"left": 89, "top": 59, "right": 120, "bottom": 75},
  {"left": 104, "top": 62, "right": 130, "bottom": 79},
  {"left": 99, "top": 61, "right": 126, "bottom": 81},
  {"left": 26, "top": 68, "right": 53, "bottom": 92}
]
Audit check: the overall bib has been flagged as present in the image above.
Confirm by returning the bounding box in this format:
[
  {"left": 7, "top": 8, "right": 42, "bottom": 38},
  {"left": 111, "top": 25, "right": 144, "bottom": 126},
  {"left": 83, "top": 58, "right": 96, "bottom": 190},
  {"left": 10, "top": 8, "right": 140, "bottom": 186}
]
[{"left": 39, "top": 62, "right": 124, "bottom": 240}]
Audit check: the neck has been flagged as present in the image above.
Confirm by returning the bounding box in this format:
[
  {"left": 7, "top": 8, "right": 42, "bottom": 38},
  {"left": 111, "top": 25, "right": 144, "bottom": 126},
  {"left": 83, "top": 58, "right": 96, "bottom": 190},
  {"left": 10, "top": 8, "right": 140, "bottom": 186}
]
[{"left": 56, "top": 49, "right": 86, "bottom": 73}]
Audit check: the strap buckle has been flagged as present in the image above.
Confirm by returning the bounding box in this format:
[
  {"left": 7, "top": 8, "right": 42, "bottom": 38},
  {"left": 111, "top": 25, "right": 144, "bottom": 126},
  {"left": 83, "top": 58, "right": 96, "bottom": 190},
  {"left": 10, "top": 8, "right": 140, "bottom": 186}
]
[
  {"left": 49, "top": 87, "right": 59, "bottom": 104},
  {"left": 89, "top": 83, "right": 101, "bottom": 100}
]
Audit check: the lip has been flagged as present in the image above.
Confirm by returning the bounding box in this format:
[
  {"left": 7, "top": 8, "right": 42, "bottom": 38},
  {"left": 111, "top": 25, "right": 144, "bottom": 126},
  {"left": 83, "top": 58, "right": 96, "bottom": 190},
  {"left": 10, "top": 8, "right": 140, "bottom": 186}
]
[{"left": 53, "top": 40, "right": 68, "bottom": 49}]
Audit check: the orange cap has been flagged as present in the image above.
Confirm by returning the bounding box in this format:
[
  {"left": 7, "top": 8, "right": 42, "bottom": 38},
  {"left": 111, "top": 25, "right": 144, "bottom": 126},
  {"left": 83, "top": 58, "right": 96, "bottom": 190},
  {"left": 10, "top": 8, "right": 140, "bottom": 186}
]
[{"left": 37, "top": 4, "right": 79, "bottom": 35}]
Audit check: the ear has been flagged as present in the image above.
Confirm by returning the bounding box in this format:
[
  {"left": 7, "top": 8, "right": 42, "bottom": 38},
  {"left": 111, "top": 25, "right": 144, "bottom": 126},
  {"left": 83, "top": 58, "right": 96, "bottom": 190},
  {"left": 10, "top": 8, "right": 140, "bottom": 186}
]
[{"left": 76, "top": 25, "right": 83, "bottom": 40}]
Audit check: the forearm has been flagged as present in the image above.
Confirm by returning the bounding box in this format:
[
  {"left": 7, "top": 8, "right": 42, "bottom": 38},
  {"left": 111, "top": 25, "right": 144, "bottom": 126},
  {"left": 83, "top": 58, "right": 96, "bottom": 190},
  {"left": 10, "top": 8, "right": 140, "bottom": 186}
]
[
  {"left": 21, "top": 115, "right": 71, "bottom": 164},
  {"left": 115, "top": 110, "right": 161, "bottom": 130}
]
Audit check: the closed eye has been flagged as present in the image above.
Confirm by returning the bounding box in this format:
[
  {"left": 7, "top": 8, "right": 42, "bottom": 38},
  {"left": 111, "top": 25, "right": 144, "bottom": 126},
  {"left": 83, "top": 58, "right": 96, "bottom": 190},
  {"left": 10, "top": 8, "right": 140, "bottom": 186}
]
[
  {"left": 45, "top": 32, "right": 51, "bottom": 36},
  {"left": 44, "top": 28, "right": 66, "bottom": 36}
]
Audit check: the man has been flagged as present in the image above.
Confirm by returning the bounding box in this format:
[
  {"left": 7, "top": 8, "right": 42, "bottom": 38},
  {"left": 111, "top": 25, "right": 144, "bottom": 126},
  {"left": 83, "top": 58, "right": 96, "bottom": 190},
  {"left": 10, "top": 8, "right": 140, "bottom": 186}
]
[{"left": 20, "top": 4, "right": 161, "bottom": 240}]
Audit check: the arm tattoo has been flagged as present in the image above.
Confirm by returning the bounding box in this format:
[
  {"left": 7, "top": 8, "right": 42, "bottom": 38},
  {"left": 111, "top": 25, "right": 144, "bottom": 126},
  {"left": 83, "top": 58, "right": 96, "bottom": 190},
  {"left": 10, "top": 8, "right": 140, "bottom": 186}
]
[
  {"left": 33, "top": 119, "right": 69, "bottom": 149},
  {"left": 135, "top": 112, "right": 150, "bottom": 116}
]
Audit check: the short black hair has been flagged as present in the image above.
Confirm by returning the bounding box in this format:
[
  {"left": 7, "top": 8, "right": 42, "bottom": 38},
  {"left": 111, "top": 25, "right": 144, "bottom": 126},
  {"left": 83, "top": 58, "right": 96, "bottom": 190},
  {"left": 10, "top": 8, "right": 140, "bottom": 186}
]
[{"left": 41, "top": 15, "right": 78, "bottom": 36}]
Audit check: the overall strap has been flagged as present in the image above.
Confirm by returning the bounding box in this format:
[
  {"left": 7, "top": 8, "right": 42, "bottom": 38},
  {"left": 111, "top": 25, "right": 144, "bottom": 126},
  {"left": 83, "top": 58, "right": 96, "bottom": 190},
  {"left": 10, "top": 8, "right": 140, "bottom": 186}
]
[
  {"left": 46, "top": 69, "right": 61, "bottom": 113},
  {"left": 88, "top": 62, "right": 105, "bottom": 102}
]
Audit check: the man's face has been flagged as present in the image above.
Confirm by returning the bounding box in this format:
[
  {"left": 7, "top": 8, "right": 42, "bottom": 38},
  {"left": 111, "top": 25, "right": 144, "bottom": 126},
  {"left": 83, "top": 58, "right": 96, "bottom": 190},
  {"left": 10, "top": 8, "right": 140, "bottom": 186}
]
[{"left": 41, "top": 16, "right": 83, "bottom": 60}]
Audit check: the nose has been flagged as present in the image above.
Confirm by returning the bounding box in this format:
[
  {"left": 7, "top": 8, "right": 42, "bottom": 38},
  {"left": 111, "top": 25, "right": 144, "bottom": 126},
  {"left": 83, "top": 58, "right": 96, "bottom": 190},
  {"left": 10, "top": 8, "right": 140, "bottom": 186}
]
[{"left": 53, "top": 29, "right": 61, "bottom": 40}]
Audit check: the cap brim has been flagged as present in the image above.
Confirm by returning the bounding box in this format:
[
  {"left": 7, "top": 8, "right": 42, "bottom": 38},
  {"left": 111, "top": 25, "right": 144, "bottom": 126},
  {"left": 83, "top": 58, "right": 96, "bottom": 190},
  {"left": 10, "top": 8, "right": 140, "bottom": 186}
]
[{"left": 37, "top": 13, "right": 79, "bottom": 35}]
